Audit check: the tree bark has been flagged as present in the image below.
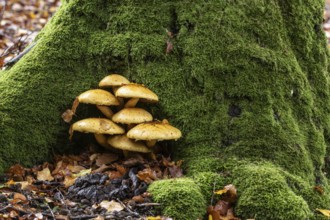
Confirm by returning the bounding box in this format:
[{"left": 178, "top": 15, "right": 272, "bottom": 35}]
[{"left": 0, "top": 0, "right": 329, "bottom": 219}]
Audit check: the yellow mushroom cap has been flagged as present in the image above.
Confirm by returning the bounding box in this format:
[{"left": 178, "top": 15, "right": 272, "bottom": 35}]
[
  {"left": 78, "top": 89, "right": 119, "bottom": 106},
  {"left": 127, "top": 121, "right": 182, "bottom": 141},
  {"left": 99, "top": 74, "right": 130, "bottom": 87},
  {"left": 112, "top": 108, "right": 153, "bottom": 124},
  {"left": 107, "top": 135, "right": 151, "bottom": 153},
  {"left": 115, "top": 83, "right": 159, "bottom": 102},
  {"left": 71, "top": 118, "right": 125, "bottom": 135}
]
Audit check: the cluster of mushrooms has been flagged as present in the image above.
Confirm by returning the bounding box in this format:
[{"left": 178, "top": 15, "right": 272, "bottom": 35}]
[{"left": 63, "top": 74, "right": 182, "bottom": 156}]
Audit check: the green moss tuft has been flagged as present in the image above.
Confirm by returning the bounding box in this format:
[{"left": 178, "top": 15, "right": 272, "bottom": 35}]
[{"left": 148, "top": 178, "right": 206, "bottom": 220}]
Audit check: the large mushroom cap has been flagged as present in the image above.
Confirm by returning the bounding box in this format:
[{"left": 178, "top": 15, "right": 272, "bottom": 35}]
[
  {"left": 78, "top": 89, "right": 119, "bottom": 106},
  {"left": 107, "top": 135, "right": 151, "bottom": 153},
  {"left": 112, "top": 108, "right": 153, "bottom": 124},
  {"left": 127, "top": 121, "right": 182, "bottom": 141},
  {"left": 71, "top": 118, "right": 125, "bottom": 135},
  {"left": 99, "top": 74, "right": 130, "bottom": 87},
  {"left": 115, "top": 83, "right": 159, "bottom": 103}
]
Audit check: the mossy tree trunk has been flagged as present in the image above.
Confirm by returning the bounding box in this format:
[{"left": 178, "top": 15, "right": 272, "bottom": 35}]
[{"left": 1, "top": 0, "right": 329, "bottom": 219}]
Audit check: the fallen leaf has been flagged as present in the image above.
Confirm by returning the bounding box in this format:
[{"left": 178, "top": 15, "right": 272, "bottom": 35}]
[
  {"left": 314, "top": 185, "right": 324, "bottom": 195},
  {"left": 214, "top": 200, "right": 229, "bottom": 216},
  {"left": 99, "top": 200, "right": 124, "bottom": 212},
  {"left": 72, "top": 168, "right": 91, "bottom": 178},
  {"left": 61, "top": 109, "right": 74, "bottom": 123},
  {"left": 63, "top": 176, "right": 77, "bottom": 188},
  {"left": 13, "top": 193, "right": 27, "bottom": 201},
  {"left": 316, "top": 208, "right": 330, "bottom": 217},
  {"left": 95, "top": 153, "right": 118, "bottom": 167},
  {"left": 214, "top": 184, "right": 237, "bottom": 204},
  {"left": 214, "top": 188, "right": 228, "bottom": 195},
  {"left": 37, "top": 168, "right": 54, "bottom": 181}
]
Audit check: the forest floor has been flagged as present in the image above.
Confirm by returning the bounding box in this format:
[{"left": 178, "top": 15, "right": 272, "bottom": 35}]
[{"left": 0, "top": 1, "right": 330, "bottom": 220}]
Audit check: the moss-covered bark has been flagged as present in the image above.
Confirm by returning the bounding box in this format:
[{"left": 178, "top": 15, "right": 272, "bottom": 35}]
[{"left": 1, "top": 0, "right": 330, "bottom": 219}]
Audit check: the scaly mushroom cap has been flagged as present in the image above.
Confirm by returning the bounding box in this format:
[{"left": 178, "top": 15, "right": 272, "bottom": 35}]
[
  {"left": 99, "top": 74, "right": 130, "bottom": 87},
  {"left": 115, "top": 83, "right": 159, "bottom": 103},
  {"left": 71, "top": 118, "right": 125, "bottom": 135},
  {"left": 107, "top": 135, "right": 151, "bottom": 153},
  {"left": 112, "top": 108, "right": 153, "bottom": 124},
  {"left": 127, "top": 121, "right": 182, "bottom": 141},
  {"left": 78, "top": 89, "right": 119, "bottom": 106}
]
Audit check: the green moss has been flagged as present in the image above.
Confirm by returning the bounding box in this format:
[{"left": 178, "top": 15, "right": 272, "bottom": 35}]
[
  {"left": 0, "top": 0, "right": 330, "bottom": 218},
  {"left": 148, "top": 178, "right": 206, "bottom": 220}
]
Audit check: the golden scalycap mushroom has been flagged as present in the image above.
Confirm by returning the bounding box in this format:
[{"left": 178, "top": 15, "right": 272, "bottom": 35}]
[
  {"left": 99, "top": 74, "right": 130, "bottom": 87},
  {"left": 70, "top": 118, "right": 125, "bottom": 139},
  {"left": 112, "top": 108, "right": 153, "bottom": 124},
  {"left": 115, "top": 83, "right": 159, "bottom": 102},
  {"left": 127, "top": 121, "right": 182, "bottom": 141},
  {"left": 78, "top": 89, "right": 119, "bottom": 106},
  {"left": 107, "top": 135, "right": 151, "bottom": 153}
]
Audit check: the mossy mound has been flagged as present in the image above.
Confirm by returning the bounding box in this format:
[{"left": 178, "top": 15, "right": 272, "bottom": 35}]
[
  {"left": 148, "top": 178, "right": 206, "bottom": 219},
  {"left": 0, "top": 0, "right": 330, "bottom": 218}
]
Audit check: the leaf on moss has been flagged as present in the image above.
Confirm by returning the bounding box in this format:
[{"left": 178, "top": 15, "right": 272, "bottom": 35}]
[{"left": 316, "top": 208, "right": 330, "bottom": 217}]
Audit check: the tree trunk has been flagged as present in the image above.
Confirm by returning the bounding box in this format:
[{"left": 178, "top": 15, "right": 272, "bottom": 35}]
[{"left": 0, "top": 0, "right": 329, "bottom": 219}]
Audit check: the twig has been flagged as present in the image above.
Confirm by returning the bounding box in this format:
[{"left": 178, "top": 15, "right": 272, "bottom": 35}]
[
  {"left": 210, "top": 182, "right": 216, "bottom": 205},
  {"left": 46, "top": 203, "right": 55, "bottom": 219},
  {"left": 115, "top": 199, "right": 140, "bottom": 217},
  {"left": 135, "top": 203, "right": 161, "bottom": 207},
  {"left": 0, "top": 0, "right": 7, "bottom": 24},
  {"left": 70, "top": 214, "right": 97, "bottom": 219}
]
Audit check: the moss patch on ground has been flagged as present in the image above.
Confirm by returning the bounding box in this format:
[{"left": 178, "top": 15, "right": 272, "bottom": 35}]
[{"left": 0, "top": 0, "right": 330, "bottom": 219}]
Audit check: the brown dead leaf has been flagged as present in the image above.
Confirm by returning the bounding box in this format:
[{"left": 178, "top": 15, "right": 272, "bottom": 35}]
[
  {"left": 107, "top": 170, "right": 123, "bottom": 180},
  {"left": 214, "top": 200, "right": 229, "bottom": 216},
  {"left": 61, "top": 109, "right": 74, "bottom": 123},
  {"left": 37, "top": 168, "right": 54, "bottom": 181},
  {"left": 314, "top": 185, "right": 324, "bottom": 195},
  {"left": 95, "top": 153, "right": 118, "bottom": 167},
  {"left": 207, "top": 206, "right": 221, "bottom": 220},
  {"left": 137, "top": 168, "right": 158, "bottom": 183},
  {"left": 114, "top": 163, "right": 127, "bottom": 175},
  {"left": 13, "top": 193, "right": 27, "bottom": 201},
  {"left": 168, "top": 165, "right": 183, "bottom": 178},
  {"left": 214, "top": 184, "right": 237, "bottom": 204},
  {"left": 63, "top": 176, "right": 77, "bottom": 188}
]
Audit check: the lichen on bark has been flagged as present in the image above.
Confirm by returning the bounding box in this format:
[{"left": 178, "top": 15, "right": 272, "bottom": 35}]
[{"left": 1, "top": 0, "right": 330, "bottom": 219}]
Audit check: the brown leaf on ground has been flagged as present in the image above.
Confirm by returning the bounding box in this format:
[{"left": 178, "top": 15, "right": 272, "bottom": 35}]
[
  {"left": 6, "top": 164, "right": 26, "bottom": 181},
  {"left": 37, "top": 167, "right": 54, "bottom": 181},
  {"left": 95, "top": 153, "right": 119, "bottom": 167},
  {"left": 137, "top": 167, "right": 158, "bottom": 183}
]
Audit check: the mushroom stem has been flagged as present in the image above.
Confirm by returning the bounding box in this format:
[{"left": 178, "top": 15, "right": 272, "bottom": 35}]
[
  {"left": 124, "top": 98, "right": 139, "bottom": 108},
  {"left": 96, "top": 105, "right": 114, "bottom": 118},
  {"left": 69, "top": 125, "right": 74, "bottom": 141},
  {"left": 146, "top": 140, "right": 157, "bottom": 148},
  {"left": 71, "top": 97, "right": 80, "bottom": 114},
  {"left": 94, "top": 133, "right": 110, "bottom": 148}
]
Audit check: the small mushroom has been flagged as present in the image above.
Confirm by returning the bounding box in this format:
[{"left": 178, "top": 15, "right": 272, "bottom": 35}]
[
  {"left": 115, "top": 83, "right": 158, "bottom": 108},
  {"left": 98, "top": 74, "right": 130, "bottom": 94},
  {"left": 112, "top": 107, "right": 153, "bottom": 129},
  {"left": 127, "top": 119, "right": 182, "bottom": 147},
  {"left": 68, "top": 89, "right": 120, "bottom": 122},
  {"left": 107, "top": 135, "right": 152, "bottom": 154},
  {"left": 98, "top": 74, "right": 130, "bottom": 108},
  {"left": 69, "top": 118, "right": 125, "bottom": 140}
]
